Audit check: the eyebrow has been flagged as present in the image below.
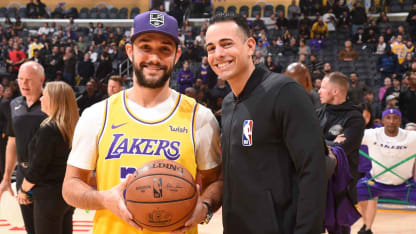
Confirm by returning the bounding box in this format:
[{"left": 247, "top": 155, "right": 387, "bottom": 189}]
[
  {"left": 137, "top": 37, "right": 175, "bottom": 46},
  {"left": 205, "top": 38, "right": 233, "bottom": 48}
]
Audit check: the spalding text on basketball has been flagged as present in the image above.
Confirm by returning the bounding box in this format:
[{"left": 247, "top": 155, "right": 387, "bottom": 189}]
[{"left": 105, "top": 133, "right": 181, "bottom": 160}]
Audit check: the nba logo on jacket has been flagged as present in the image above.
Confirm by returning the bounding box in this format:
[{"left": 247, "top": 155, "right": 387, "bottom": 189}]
[{"left": 242, "top": 120, "right": 253, "bottom": 146}]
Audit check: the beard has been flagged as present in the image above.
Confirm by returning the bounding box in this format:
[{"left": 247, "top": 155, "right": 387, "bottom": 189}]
[{"left": 132, "top": 54, "right": 172, "bottom": 89}]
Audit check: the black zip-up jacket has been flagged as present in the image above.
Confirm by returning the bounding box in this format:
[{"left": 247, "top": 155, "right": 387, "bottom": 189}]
[
  {"left": 221, "top": 65, "right": 327, "bottom": 234},
  {"left": 316, "top": 102, "right": 365, "bottom": 203}
]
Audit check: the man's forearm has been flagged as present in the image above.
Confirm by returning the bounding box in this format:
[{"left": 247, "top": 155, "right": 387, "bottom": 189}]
[
  {"left": 3, "top": 137, "right": 17, "bottom": 181},
  {"left": 199, "top": 166, "right": 223, "bottom": 212},
  {"left": 62, "top": 165, "right": 106, "bottom": 210}
]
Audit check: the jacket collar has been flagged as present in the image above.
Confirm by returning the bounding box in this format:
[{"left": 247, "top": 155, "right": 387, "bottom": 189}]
[{"left": 234, "top": 64, "right": 270, "bottom": 101}]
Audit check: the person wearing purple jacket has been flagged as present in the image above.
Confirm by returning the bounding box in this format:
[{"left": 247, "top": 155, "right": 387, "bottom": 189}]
[{"left": 177, "top": 60, "right": 195, "bottom": 94}]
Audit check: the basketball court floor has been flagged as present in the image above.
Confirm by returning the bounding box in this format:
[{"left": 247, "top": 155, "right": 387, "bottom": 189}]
[{"left": 1, "top": 205, "right": 416, "bottom": 233}]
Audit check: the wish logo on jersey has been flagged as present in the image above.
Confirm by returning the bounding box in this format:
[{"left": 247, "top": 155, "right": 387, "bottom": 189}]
[
  {"left": 242, "top": 120, "right": 253, "bottom": 146},
  {"left": 105, "top": 133, "right": 181, "bottom": 160}
]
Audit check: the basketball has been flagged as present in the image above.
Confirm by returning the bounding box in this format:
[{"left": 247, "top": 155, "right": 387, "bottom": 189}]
[{"left": 124, "top": 159, "right": 197, "bottom": 232}]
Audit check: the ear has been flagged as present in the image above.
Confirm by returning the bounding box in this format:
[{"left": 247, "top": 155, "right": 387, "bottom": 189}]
[
  {"left": 246, "top": 37, "right": 256, "bottom": 57},
  {"left": 125, "top": 43, "right": 133, "bottom": 62},
  {"left": 174, "top": 47, "right": 182, "bottom": 65}
]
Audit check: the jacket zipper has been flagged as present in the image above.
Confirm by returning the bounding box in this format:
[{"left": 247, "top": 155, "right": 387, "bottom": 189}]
[{"left": 226, "top": 97, "right": 239, "bottom": 215}]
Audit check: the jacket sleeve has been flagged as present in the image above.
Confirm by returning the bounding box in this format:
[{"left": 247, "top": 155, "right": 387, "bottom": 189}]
[
  {"left": 326, "top": 113, "right": 365, "bottom": 156},
  {"left": 274, "top": 82, "right": 327, "bottom": 234},
  {"left": 25, "top": 125, "right": 58, "bottom": 184}
]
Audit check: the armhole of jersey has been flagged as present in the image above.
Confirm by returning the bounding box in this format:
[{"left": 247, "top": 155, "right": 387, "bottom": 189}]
[
  {"left": 97, "top": 99, "right": 109, "bottom": 147},
  {"left": 191, "top": 102, "right": 199, "bottom": 155}
]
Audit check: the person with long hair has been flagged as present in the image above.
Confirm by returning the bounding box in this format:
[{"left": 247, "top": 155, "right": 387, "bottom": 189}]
[{"left": 17, "top": 81, "right": 79, "bottom": 234}]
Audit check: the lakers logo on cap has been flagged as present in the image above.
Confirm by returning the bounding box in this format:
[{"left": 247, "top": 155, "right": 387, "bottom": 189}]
[{"left": 150, "top": 13, "right": 164, "bottom": 27}]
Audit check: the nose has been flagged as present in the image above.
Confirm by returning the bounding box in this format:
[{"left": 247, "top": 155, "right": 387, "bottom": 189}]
[
  {"left": 147, "top": 53, "right": 162, "bottom": 65},
  {"left": 214, "top": 46, "right": 226, "bottom": 58}
]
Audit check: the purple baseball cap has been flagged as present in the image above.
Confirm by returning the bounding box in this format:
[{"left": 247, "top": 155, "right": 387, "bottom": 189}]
[{"left": 130, "top": 10, "right": 180, "bottom": 44}]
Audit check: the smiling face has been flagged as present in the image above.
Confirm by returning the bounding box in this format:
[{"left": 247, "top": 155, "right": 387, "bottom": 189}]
[
  {"left": 126, "top": 32, "right": 180, "bottom": 89},
  {"left": 205, "top": 21, "right": 256, "bottom": 83}
]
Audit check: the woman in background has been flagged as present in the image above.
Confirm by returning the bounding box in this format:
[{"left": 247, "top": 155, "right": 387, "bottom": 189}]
[{"left": 17, "top": 81, "right": 79, "bottom": 234}]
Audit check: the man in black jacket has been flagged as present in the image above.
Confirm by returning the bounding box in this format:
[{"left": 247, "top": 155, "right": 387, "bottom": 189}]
[
  {"left": 206, "top": 14, "right": 327, "bottom": 234},
  {"left": 317, "top": 72, "right": 365, "bottom": 234},
  {"left": 399, "top": 72, "right": 416, "bottom": 125}
]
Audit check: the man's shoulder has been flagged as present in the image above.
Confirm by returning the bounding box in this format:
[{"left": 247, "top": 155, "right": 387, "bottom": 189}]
[{"left": 10, "top": 96, "right": 24, "bottom": 107}]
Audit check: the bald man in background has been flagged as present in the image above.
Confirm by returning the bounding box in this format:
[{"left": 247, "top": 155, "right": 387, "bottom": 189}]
[
  {"left": 285, "top": 62, "right": 321, "bottom": 108},
  {"left": 0, "top": 61, "right": 47, "bottom": 234}
]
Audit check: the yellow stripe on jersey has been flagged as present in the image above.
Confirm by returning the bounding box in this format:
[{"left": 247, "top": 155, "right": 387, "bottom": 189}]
[{"left": 94, "top": 91, "right": 198, "bottom": 234}]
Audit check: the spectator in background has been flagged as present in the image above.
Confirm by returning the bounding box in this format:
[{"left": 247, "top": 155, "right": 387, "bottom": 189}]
[
  {"left": 323, "top": 8, "right": 337, "bottom": 35},
  {"left": 62, "top": 47, "right": 76, "bottom": 86},
  {"left": 195, "top": 31, "right": 205, "bottom": 47},
  {"left": 28, "top": 37, "right": 44, "bottom": 59},
  {"left": 38, "top": 23, "right": 52, "bottom": 36},
  {"left": 285, "top": 37, "right": 299, "bottom": 56},
  {"left": 323, "top": 62, "right": 333, "bottom": 76},
  {"left": 309, "top": 33, "right": 325, "bottom": 52},
  {"left": 364, "top": 90, "right": 382, "bottom": 120},
  {"left": 265, "top": 54, "right": 281, "bottom": 73},
  {"left": 379, "top": 77, "right": 392, "bottom": 101},
  {"left": 375, "top": 36, "right": 387, "bottom": 55},
  {"left": 177, "top": 60, "right": 194, "bottom": 94},
  {"left": 253, "top": 51, "right": 265, "bottom": 65},
  {"left": 77, "top": 53, "right": 94, "bottom": 85},
  {"left": 308, "top": 54, "right": 324, "bottom": 80},
  {"left": 298, "top": 23, "right": 311, "bottom": 40},
  {"left": 95, "top": 52, "right": 112, "bottom": 81},
  {"left": 391, "top": 35, "right": 406, "bottom": 65},
  {"left": 399, "top": 72, "right": 416, "bottom": 125},
  {"left": 6, "top": 42, "right": 27, "bottom": 77},
  {"left": 184, "top": 30, "right": 194, "bottom": 47},
  {"left": 197, "top": 56, "right": 210, "bottom": 84},
  {"left": 93, "top": 29, "right": 106, "bottom": 46},
  {"left": 353, "top": 27, "right": 367, "bottom": 45},
  {"left": 44, "top": 46, "right": 62, "bottom": 82},
  {"left": 348, "top": 72, "right": 369, "bottom": 105},
  {"left": 210, "top": 78, "right": 230, "bottom": 104},
  {"left": 298, "top": 39, "right": 311, "bottom": 56},
  {"left": 252, "top": 14, "right": 266, "bottom": 34},
  {"left": 382, "top": 77, "right": 402, "bottom": 108},
  {"left": 27, "top": 0, "right": 38, "bottom": 18},
  {"left": 350, "top": 2, "right": 367, "bottom": 35},
  {"left": 36, "top": 0, "right": 49, "bottom": 18},
  {"left": 310, "top": 17, "right": 328, "bottom": 39},
  {"left": 264, "top": 14, "right": 277, "bottom": 31},
  {"left": 338, "top": 40, "right": 358, "bottom": 61},
  {"left": 338, "top": 10, "right": 351, "bottom": 32},
  {"left": 107, "top": 75, "right": 123, "bottom": 97},
  {"left": 276, "top": 11, "right": 289, "bottom": 31},
  {"left": 30, "top": 49, "right": 45, "bottom": 66},
  {"left": 377, "top": 46, "right": 399, "bottom": 85},
  {"left": 288, "top": 0, "right": 301, "bottom": 21},
  {"left": 384, "top": 27, "right": 394, "bottom": 43},
  {"left": 77, "top": 81, "right": 100, "bottom": 114}
]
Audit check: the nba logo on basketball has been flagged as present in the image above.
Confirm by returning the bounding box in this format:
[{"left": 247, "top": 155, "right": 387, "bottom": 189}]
[{"left": 242, "top": 120, "right": 253, "bottom": 146}]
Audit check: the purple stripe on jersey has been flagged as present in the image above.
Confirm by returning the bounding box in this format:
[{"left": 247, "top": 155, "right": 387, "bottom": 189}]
[
  {"left": 98, "top": 99, "right": 109, "bottom": 145},
  {"left": 122, "top": 91, "right": 182, "bottom": 125},
  {"left": 190, "top": 102, "right": 198, "bottom": 154}
]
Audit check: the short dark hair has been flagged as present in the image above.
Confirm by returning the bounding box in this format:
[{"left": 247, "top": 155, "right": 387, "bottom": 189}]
[
  {"left": 328, "top": 72, "right": 349, "bottom": 91},
  {"left": 109, "top": 75, "right": 123, "bottom": 86},
  {"left": 208, "top": 13, "right": 250, "bottom": 38}
]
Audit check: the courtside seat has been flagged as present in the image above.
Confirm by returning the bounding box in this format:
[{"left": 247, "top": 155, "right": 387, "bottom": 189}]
[
  {"left": 251, "top": 5, "right": 261, "bottom": 17},
  {"left": 227, "top": 6, "right": 237, "bottom": 14},
  {"left": 130, "top": 7, "right": 140, "bottom": 19},
  {"left": 264, "top": 5, "right": 274, "bottom": 17},
  {"left": 239, "top": 5, "right": 249, "bottom": 16},
  {"left": 215, "top": 6, "right": 225, "bottom": 15}
]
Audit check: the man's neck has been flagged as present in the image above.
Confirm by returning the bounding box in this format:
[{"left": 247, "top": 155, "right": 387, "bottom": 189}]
[
  {"left": 330, "top": 97, "right": 346, "bottom": 105},
  {"left": 127, "top": 82, "right": 171, "bottom": 108},
  {"left": 25, "top": 93, "right": 41, "bottom": 107},
  {"left": 384, "top": 129, "right": 399, "bottom": 137},
  {"left": 228, "top": 63, "right": 256, "bottom": 97}
]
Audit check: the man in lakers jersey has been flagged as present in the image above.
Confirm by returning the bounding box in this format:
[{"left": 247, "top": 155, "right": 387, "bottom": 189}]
[{"left": 62, "top": 10, "right": 223, "bottom": 234}]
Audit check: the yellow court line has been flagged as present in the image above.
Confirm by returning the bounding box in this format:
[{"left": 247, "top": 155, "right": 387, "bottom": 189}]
[{"left": 377, "top": 209, "right": 416, "bottom": 213}]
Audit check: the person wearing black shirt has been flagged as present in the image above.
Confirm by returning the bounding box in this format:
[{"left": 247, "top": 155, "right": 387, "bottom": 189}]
[
  {"left": 77, "top": 53, "right": 95, "bottom": 85},
  {"left": 206, "top": 14, "right": 326, "bottom": 234},
  {"left": 316, "top": 72, "right": 365, "bottom": 234},
  {"left": 0, "top": 61, "right": 47, "bottom": 234},
  {"left": 0, "top": 85, "right": 12, "bottom": 180},
  {"left": 26, "top": 0, "right": 38, "bottom": 18},
  {"left": 17, "top": 81, "right": 78, "bottom": 234}
]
